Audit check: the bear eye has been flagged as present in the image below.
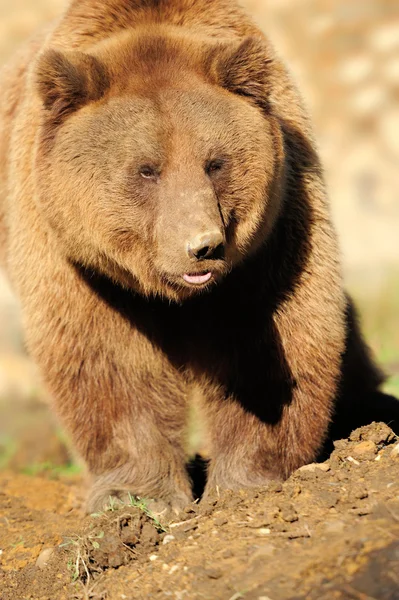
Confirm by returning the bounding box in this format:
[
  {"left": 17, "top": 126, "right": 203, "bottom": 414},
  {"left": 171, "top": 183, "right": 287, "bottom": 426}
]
[
  {"left": 139, "top": 165, "right": 159, "bottom": 180},
  {"left": 206, "top": 159, "right": 224, "bottom": 175}
]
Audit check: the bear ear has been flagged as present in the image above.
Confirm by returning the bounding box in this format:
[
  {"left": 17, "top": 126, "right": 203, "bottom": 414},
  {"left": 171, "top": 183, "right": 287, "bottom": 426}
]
[
  {"left": 207, "top": 37, "right": 273, "bottom": 111},
  {"left": 36, "top": 49, "right": 109, "bottom": 121}
]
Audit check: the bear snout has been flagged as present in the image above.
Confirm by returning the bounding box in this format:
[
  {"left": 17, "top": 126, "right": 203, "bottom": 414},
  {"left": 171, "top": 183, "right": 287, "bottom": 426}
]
[{"left": 187, "top": 231, "right": 224, "bottom": 261}]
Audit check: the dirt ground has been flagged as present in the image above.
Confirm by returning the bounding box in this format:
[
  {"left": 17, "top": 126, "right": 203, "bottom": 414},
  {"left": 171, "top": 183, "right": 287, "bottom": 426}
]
[{"left": 0, "top": 421, "right": 398, "bottom": 600}]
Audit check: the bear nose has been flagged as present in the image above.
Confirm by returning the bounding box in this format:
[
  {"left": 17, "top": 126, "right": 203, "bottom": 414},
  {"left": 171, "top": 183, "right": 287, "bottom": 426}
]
[{"left": 187, "top": 231, "right": 224, "bottom": 260}]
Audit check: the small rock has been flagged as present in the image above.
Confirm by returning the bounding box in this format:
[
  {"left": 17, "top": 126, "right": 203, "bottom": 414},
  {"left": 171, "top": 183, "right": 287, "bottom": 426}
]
[
  {"left": 353, "top": 488, "right": 368, "bottom": 501},
  {"left": 317, "top": 463, "right": 331, "bottom": 472},
  {"left": 281, "top": 508, "right": 298, "bottom": 523},
  {"left": 222, "top": 549, "right": 234, "bottom": 559},
  {"left": 298, "top": 463, "right": 317, "bottom": 473},
  {"left": 346, "top": 456, "right": 360, "bottom": 466},
  {"left": 214, "top": 517, "right": 228, "bottom": 527},
  {"left": 256, "top": 528, "right": 271, "bottom": 536},
  {"left": 35, "top": 548, "right": 54, "bottom": 569},
  {"left": 352, "top": 440, "right": 377, "bottom": 460},
  {"left": 169, "top": 565, "right": 179, "bottom": 575},
  {"left": 333, "top": 440, "right": 347, "bottom": 451},
  {"left": 278, "top": 503, "right": 298, "bottom": 523},
  {"left": 298, "top": 462, "right": 330, "bottom": 473},
  {"left": 163, "top": 535, "right": 175, "bottom": 545},
  {"left": 205, "top": 567, "right": 222, "bottom": 579}
]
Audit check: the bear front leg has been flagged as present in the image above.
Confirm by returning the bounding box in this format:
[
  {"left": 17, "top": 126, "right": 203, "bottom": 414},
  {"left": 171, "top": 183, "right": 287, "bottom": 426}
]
[
  {"left": 55, "top": 345, "right": 192, "bottom": 515},
  {"left": 52, "top": 338, "right": 192, "bottom": 515},
  {"left": 74, "top": 350, "right": 192, "bottom": 514},
  {"left": 203, "top": 273, "right": 346, "bottom": 494},
  {"left": 20, "top": 268, "right": 192, "bottom": 515},
  {"left": 203, "top": 382, "right": 332, "bottom": 494}
]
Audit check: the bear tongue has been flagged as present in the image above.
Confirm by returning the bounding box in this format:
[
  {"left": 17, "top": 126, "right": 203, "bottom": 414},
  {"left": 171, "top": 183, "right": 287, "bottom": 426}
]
[{"left": 183, "top": 272, "right": 212, "bottom": 285}]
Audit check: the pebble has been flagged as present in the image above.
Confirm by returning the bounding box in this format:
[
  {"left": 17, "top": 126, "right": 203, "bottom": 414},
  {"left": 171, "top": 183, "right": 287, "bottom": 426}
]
[
  {"left": 256, "top": 528, "right": 271, "bottom": 536},
  {"left": 333, "top": 440, "right": 347, "bottom": 451},
  {"left": 35, "top": 548, "right": 54, "bottom": 569},
  {"left": 281, "top": 508, "right": 298, "bottom": 523},
  {"left": 205, "top": 567, "right": 222, "bottom": 579},
  {"left": 169, "top": 565, "right": 179, "bottom": 575},
  {"left": 353, "top": 488, "right": 368, "bottom": 500},
  {"left": 163, "top": 535, "right": 175, "bottom": 545},
  {"left": 352, "top": 440, "right": 377, "bottom": 460},
  {"left": 298, "top": 462, "right": 330, "bottom": 473},
  {"left": 346, "top": 456, "right": 360, "bottom": 466},
  {"left": 316, "top": 463, "right": 330, "bottom": 472}
]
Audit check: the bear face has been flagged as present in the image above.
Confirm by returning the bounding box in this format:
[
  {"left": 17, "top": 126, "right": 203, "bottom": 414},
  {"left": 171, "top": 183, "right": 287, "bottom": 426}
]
[{"left": 35, "top": 30, "right": 285, "bottom": 301}]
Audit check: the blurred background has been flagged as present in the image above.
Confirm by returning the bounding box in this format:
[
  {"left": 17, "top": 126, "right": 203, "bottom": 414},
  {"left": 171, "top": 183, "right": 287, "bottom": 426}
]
[{"left": 0, "top": 0, "right": 398, "bottom": 476}]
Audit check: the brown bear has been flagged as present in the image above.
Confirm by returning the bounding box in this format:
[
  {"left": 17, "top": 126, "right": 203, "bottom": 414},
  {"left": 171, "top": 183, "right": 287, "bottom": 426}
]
[{"left": 0, "top": 0, "right": 387, "bottom": 514}]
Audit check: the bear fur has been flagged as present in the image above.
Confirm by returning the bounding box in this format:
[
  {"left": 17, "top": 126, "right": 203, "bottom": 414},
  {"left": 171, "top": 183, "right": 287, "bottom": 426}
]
[{"left": 0, "top": 0, "right": 385, "bottom": 513}]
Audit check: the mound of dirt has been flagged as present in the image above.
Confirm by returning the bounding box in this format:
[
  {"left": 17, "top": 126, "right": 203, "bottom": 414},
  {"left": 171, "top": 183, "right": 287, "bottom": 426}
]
[{"left": 1, "top": 422, "right": 399, "bottom": 600}]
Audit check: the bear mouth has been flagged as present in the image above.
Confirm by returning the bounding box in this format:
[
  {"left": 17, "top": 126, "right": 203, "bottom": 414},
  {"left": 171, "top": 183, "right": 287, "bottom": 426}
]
[{"left": 182, "top": 272, "right": 213, "bottom": 285}]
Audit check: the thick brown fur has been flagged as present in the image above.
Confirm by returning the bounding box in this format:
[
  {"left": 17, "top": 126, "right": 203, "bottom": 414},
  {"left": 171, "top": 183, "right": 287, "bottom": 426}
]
[{"left": 0, "top": 0, "right": 388, "bottom": 513}]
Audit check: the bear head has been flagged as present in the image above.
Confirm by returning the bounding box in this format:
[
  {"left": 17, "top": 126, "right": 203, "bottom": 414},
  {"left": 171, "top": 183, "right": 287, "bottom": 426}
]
[{"left": 35, "top": 27, "right": 286, "bottom": 301}]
